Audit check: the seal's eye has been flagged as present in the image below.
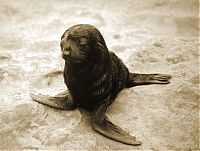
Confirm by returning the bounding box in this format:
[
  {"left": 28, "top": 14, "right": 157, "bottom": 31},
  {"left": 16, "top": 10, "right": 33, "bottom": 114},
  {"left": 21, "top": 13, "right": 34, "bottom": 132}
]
[
  {"left": 80, "top": 43, "right": 88, "bottom": 52},
  {"left": 79, "top": 37, "right": 88, "bottom": 52}
]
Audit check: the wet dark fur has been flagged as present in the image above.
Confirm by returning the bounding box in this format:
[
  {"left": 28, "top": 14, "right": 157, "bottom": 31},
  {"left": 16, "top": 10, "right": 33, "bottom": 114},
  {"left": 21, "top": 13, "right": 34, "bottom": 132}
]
[{"left": 62, "top": 25, "right": 130, "bottom": 111}]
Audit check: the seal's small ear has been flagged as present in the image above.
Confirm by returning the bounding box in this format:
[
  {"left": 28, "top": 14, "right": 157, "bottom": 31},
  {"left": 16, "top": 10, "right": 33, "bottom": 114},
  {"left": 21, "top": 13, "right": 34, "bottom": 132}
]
[
  {"left": 96, "top": 42, "right": 108, "bottom": 52},
  {"left": 92, "top": 42, "right": 108, "bottom": 62}
]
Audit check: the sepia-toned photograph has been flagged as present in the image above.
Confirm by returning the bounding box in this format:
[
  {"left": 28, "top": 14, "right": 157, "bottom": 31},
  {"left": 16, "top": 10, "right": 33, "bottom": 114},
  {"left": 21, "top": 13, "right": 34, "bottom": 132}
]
[{"left": 0, "top": 0, "right": 199, "bottom": 150}]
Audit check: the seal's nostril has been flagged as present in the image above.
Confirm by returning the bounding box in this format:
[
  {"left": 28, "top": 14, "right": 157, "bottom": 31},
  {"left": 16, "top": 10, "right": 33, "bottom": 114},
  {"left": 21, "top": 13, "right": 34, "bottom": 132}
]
[
  {"left": 62, "top": 50, "right": 70, "bottom": 59},
  {"left": 63, "top": 51, "right": 70, "bottom": 56}
]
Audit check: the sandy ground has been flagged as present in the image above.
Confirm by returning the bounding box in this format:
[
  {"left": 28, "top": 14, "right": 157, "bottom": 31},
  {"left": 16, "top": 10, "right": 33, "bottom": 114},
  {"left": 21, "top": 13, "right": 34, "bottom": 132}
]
[{"left": 0, "top": 0, "right": 199, "bottom": 150}]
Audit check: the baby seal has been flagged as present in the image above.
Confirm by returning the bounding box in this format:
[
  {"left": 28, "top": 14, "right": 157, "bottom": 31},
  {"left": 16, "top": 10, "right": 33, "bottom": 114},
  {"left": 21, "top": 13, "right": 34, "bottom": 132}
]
[{"left": 30, "top": 24, "right": 171, "bottom": 145}]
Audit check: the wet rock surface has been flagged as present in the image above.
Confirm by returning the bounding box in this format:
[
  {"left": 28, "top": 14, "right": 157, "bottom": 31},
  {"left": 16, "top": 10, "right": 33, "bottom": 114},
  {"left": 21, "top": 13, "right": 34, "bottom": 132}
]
[{"left": 0, "top": 0, "right": 198, "bottom": 150}]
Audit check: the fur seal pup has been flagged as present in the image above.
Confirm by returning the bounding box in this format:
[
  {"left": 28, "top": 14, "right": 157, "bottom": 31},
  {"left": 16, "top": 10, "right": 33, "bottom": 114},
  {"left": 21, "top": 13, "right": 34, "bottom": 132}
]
[{"left": 30, "top": 24, "right": 171, "bottom": 145}]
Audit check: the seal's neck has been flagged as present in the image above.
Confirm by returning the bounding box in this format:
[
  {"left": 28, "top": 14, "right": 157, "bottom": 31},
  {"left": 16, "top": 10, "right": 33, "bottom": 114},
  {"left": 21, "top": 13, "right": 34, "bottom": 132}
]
[{"left": 65, "top": 59, "right": 94, "bottom": 75}]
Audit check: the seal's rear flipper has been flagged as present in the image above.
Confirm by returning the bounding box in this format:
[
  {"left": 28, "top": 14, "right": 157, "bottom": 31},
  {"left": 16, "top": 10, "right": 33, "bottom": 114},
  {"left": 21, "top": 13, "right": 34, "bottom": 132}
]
[
  {"left": 30, "top": 91, "right": 76, "bottom": 110},
  {"left": 126, "top": 73, "right": 171, "bottom": 87},
  {"left": 92, "top": 98, "right": 142, "bottom": 145}
]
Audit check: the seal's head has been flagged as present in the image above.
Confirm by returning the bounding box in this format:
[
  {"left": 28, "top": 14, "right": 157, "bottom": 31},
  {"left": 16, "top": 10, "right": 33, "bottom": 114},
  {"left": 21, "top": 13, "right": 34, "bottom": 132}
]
[{"left": 60, "top": 24, "right": 108, "bottom": 64}]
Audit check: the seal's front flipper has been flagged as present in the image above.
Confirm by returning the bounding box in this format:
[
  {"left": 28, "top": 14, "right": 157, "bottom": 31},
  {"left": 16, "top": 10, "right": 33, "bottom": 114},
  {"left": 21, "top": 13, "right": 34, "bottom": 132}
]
[
  {"left": 30, "top": 91, "right": 76, "bottom": 110},
  {"left": 92, "top": 98, "right": 141, "bottom": 145},
  {"left": 126, "top": 73, "right": 171, "bottom": 87}
]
